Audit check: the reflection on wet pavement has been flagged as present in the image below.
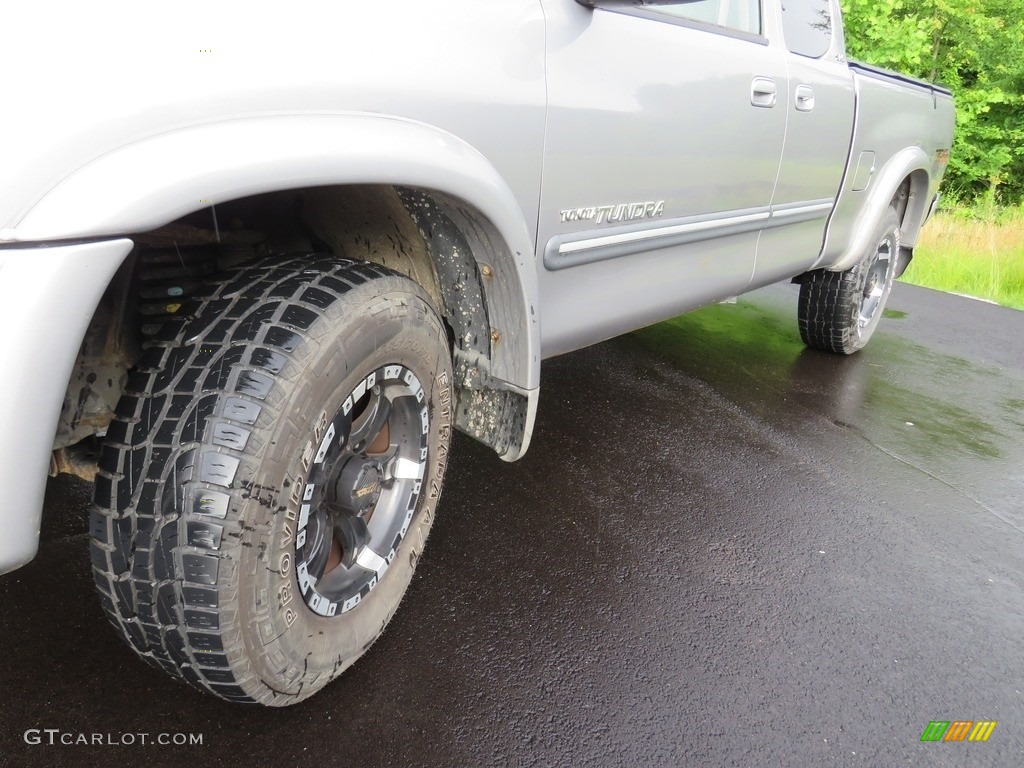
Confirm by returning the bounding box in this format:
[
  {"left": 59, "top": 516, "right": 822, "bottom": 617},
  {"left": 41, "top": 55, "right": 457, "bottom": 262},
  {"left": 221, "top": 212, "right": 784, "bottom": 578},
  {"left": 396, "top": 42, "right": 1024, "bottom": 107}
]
[{"left": 632, "top": 284, "right": 1024, "bottom": 531}]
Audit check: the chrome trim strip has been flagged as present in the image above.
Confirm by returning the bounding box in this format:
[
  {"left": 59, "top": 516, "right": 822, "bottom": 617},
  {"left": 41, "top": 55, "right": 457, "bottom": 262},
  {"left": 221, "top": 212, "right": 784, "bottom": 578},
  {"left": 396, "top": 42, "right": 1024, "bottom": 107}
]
[
  {"left": 544, "top": 206, "right": 770, "bottom": 270},
  {"left": 768, "top": 198, "right": 834, "bottom": 223},
  {"left": 558, "top": 211, "right": 769, "bottom": 255},
  {"left": 544, "top": 199, "right": 835, "bottom": 271}
]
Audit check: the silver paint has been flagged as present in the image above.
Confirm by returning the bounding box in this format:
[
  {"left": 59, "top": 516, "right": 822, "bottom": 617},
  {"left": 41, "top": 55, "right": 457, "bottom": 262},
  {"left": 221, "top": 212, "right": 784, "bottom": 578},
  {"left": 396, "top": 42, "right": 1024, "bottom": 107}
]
[{"left": 0, "top": 0, "right": 952, "bottom": 573}]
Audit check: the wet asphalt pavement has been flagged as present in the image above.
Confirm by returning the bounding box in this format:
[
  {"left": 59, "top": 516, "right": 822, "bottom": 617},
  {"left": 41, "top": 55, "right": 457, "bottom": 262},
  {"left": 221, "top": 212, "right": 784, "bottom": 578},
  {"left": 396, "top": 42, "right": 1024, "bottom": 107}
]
[{"left": 1, "top": 282, "right": 1022, "bottom": 767}]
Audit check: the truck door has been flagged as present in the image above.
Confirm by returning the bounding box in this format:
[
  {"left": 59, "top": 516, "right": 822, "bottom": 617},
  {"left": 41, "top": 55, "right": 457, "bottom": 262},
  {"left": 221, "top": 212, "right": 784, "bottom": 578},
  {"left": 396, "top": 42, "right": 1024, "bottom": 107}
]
[
  {"left": 752, "top": 0, "right": 856, "bottom": 286},
  {"left": 537, "top": 0, "right": 788, "bottom": 358}
]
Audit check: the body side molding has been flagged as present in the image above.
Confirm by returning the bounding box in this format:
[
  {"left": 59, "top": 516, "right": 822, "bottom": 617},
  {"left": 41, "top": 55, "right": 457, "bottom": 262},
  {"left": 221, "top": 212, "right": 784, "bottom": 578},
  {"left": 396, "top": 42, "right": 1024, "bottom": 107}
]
[{"left": 544, "top": 199, "right": 834, "bottom": 270}]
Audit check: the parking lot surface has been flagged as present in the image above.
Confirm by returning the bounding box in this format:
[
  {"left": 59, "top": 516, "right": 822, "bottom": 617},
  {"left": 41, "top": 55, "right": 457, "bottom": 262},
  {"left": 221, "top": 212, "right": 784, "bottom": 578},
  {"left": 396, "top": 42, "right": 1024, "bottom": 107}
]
[{"left": 2, "top": 282, "right": 1021, "bottom": 767}]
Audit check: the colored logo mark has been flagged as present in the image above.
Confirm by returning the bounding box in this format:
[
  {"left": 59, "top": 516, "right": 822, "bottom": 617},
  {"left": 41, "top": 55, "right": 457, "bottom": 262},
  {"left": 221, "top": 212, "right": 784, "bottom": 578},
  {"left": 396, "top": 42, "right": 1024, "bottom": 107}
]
[{"left": 921, "top": 721, "right": 997, "bottom": 742}]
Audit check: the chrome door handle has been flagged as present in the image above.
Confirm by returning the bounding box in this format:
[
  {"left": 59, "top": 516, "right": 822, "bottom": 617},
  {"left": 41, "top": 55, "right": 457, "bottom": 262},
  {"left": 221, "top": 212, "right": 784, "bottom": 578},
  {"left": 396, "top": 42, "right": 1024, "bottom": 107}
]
[
  {"left": 795, "top": 84, "right": 815, "bottom": 112},
  {"left": 751, "top": 77, "right": 777, "bottom": 108}
]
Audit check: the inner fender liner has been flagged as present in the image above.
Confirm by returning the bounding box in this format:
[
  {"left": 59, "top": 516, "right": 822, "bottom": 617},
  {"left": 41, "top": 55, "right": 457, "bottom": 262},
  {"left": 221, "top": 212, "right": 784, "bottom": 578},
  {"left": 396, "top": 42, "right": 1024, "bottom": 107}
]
[{"left": 398, "top": 188, "right": 531, "bottom": 460}]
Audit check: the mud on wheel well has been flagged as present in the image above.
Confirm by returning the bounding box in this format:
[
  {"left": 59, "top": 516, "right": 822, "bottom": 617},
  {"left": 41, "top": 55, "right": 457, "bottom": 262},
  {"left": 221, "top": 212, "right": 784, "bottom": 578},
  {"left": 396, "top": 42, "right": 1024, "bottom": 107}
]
[
  {"left": 891, "top": 176, "right": 920, "bottom": 278},
  {"left": 300, "top": 185, "right": 531, "bottom": 458},
  {"left": 53, "top": 184, "right": 529, "bottom": 479}
]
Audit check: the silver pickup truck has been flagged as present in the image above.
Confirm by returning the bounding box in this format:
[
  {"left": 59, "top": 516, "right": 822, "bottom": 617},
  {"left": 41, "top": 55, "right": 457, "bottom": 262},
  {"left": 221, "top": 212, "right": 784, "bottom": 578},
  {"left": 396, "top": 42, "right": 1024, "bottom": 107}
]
[{"left": 0, "top": 0, "right": 953, "bottom": 704}]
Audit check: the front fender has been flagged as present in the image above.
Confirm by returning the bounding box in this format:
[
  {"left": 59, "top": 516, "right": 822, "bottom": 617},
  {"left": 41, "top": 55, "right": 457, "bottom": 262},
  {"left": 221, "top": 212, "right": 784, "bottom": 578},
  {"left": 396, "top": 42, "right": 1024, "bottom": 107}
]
[
  {"left": 5, "top": 112, "right": 541, "bottom": 393},
  {"left": 0, "top": 238, "right": 134, "bottom": 575}
]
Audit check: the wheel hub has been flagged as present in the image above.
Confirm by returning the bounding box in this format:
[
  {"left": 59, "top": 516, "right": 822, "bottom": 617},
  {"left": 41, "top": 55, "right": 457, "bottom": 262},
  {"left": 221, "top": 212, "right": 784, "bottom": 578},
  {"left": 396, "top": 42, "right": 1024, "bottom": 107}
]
[
  {"left": 863, "top": 273, "right": 879, "bottom": 298},
  {"left": 334, "top": 457, "right": 383, "bottom": 516},
  {"left": 293, "top": 365, "right": 429, "bottom": 618},
  {"left": 857, "top": 232, "right": 896, "bottom": 333}
]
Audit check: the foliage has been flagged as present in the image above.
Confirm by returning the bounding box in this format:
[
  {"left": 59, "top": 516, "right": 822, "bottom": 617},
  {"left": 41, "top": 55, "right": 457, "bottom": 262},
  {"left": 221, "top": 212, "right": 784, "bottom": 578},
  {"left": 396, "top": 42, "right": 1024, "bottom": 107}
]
[
  {"left": 903, "top": 209, "right": 1024, "bottom": 309},
  {"left": 840, "top": 0, "right": 1024, "bottom": 205}
]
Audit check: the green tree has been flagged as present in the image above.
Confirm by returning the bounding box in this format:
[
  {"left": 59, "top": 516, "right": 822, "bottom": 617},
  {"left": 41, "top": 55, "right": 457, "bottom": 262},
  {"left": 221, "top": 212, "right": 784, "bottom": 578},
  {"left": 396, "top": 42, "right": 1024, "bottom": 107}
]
[{"left": 841, "top": 0, "right": 1024, "bottom": 205}]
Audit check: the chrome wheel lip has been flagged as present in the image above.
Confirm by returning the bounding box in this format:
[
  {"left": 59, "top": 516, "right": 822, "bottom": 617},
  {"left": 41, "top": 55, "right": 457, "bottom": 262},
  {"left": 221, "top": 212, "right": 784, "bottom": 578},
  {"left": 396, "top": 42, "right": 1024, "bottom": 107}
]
[{"left": 294, "top": 365, "right": 429, "bottom": 617}]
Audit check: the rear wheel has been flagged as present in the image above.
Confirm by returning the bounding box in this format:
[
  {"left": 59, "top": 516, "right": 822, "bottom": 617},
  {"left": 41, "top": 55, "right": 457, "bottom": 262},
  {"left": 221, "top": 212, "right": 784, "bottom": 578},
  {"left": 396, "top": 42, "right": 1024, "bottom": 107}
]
[
  {"left": 89, "top": 255, "right": 453, "bottom": 705},
  {"left": 798, "top": 209, "right": 901, "bottom": 354}
]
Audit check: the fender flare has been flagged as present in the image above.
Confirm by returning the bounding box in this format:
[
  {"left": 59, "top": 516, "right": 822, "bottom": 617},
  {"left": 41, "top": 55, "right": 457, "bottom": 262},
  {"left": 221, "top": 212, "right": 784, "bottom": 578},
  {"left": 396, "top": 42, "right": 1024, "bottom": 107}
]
[
  {"left": 819, "top": 145, "right": 934, "bottom": 273},
  {"left": 8, "top": 111, "right": 541, "bottom": 396}
]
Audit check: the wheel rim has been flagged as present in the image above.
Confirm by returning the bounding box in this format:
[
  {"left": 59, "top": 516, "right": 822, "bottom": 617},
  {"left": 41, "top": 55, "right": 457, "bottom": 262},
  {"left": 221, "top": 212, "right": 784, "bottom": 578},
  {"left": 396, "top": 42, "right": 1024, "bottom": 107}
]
[
  {"left": 856, "top": 229, "right": 896, "bottom": 338},
  {"left": 295, "top": 365, "right": 429, "bottom": 617}
]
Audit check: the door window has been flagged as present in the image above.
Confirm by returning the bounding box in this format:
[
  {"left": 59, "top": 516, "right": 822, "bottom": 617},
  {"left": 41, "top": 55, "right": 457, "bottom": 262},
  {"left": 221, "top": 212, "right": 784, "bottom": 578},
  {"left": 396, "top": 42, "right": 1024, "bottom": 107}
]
[
  {"left": 652, "top": 1, "right": 760, "bottom": 35},
  {"left": 781, "top": 0, "right": 834, "bottom": 58}
]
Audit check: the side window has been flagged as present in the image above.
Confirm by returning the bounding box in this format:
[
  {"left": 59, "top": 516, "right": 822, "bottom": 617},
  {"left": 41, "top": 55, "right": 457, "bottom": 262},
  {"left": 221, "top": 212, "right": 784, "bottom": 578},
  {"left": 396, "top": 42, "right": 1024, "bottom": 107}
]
[
  {"left": 653, "top": 0, "right": 761, "bottom": 36},
  {"left": 781, "top": 0, "right": 834, "bottom": 58}
]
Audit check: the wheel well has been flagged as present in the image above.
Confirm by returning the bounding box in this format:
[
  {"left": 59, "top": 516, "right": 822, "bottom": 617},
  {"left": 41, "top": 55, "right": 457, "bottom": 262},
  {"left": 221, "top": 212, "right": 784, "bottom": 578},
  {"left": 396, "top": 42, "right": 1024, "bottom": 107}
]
[
  {"left": 894, "top": 171, "right": 932, "bottom": 240},
  {"left": 53, "top": 183, "right": 530, "bottom": 478},
  {"left": 890, "top": 172, "right": 930, "bottom": 278},
  {"left": 891, "top": 179, "right": 911, "bottom": 222}
]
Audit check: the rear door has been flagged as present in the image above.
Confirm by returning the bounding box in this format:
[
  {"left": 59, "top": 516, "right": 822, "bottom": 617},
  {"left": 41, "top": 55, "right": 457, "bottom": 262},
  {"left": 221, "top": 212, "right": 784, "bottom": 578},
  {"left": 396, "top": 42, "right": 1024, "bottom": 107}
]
[
  {"left": 537, "top": 0, "right": 788, "bottom": 358},
  {"left": 752, "top": 0, "right": 855, "bottom": 285}
]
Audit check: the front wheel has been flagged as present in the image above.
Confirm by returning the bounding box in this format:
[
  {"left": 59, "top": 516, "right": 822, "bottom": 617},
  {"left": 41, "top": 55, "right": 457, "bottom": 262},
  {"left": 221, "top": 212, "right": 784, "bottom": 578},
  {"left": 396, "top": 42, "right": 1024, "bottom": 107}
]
[
  {"left": 798, "top": 209, "right": 901, "bottom": 354},
  {"left": 89, "top": 256, "right": 453, "bottom": 705}
]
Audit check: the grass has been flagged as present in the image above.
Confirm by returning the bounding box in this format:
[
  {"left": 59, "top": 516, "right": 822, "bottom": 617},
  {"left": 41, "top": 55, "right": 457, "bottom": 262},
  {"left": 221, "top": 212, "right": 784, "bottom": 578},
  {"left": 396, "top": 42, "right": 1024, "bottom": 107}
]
[{"left": 904, "top": 208, "right": 1024, "bottom": 310}]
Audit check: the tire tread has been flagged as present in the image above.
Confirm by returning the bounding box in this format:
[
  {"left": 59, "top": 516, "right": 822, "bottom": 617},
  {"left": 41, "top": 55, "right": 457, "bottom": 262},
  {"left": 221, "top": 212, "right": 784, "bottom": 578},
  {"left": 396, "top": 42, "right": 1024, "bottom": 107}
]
[{"left": 90, "top": 255, "right": 404, "bottom": 704}]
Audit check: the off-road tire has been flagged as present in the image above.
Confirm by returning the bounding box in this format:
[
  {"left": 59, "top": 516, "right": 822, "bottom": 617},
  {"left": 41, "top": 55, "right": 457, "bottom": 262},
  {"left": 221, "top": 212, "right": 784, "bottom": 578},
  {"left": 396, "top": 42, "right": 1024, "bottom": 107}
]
[
  {"left": 798, "top": 209, "right": 901, "bottom": 354},
  {"left": 89, "top": 255, "right": 453, "bottom": 705}
]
